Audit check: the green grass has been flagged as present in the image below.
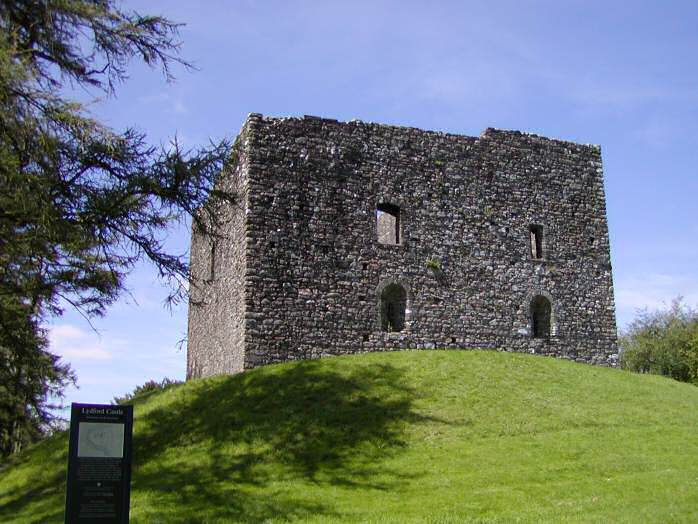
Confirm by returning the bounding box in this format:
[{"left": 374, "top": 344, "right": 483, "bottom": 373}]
[{"left": 3, "top": 350, "right": 698, "bottom": 523}]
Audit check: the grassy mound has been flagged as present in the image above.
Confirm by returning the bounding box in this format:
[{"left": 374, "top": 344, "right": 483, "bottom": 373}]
[{"left": 2, "top": 350, "right": 698, "bottom": 523}]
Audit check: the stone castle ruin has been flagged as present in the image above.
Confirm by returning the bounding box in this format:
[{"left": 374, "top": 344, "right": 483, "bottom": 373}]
[{"left": 187, "top": 113, "right": 618, "bottom": 378}]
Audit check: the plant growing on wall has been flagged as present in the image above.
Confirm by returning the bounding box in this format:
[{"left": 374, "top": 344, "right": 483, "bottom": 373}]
[{"left": 425, "top": 257, "right": 442, "bottom": 272}]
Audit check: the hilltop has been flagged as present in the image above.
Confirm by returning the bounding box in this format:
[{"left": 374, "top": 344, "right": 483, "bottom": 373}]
[{"left": 2, "top": 350, "right": 698, "bottom": 523}]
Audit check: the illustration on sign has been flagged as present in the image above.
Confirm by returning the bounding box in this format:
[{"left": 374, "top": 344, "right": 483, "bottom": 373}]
[{"left": 77, "top": 422, "right": 125, "bottom": 458}]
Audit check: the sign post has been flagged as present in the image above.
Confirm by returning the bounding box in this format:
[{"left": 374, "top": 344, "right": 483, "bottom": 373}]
[{"left": 65, "top": 403, "right": 133, "bottom": 523}]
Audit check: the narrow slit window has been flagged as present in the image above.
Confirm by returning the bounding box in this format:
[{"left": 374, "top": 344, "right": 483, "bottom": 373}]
[
  {"left": 529, "top": 225, "right": 544, "bottom": 259},
  {"left": 531, "top": 295, "right": 551, "bottom": 338},
  {"left": 208, "top": 240, "right": 216, "bottom": 281},
  {"left": 376, "top": 203, "right": 401, "bottom": 245}
]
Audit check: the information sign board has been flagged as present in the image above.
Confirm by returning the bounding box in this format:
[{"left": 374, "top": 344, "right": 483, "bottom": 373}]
[{"left": 65, "top": 403, "right": 133, "bottom": 523}]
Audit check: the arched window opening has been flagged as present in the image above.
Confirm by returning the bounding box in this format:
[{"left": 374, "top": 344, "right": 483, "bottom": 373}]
[
  {"left": 531, "top": 295, "right": 552, "bottom": 338},
  {"left": 377, "top": 203, "right": 401, "bottom": 245},
  {"left": 381, "top": 283, "right": 406, "bottom": 332}
]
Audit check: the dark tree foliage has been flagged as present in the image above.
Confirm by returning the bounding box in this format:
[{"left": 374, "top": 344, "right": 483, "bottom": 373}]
[
  {"left": 0, "top": 1, "right": 232, "bottom": 455},
  {"left": 0, "top": 295, "right": 75, "bottom": 456},
  {"left": 620, "top": 298, "right": 698, "bottom": 385}
]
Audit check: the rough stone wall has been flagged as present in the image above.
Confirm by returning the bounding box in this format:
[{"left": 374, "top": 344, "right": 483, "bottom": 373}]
[
  {"left": 187, "top": 122, "right": 252, "bottom": 378},
  {"left": 188, "top": 113, "right": 618, "bottom": 376}
]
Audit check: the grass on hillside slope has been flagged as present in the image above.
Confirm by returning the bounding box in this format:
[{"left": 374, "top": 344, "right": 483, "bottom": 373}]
[{"left": 2, "top": 350, "right": 698, "bottom": 523}]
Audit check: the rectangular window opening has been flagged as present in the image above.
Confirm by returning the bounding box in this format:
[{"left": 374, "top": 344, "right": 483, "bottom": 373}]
[
  {"left": 377, "top": 203, "right": 401, "bottom": 245},
  {"left": 529, "top": 225, "right": 543, "bottom": 259}
]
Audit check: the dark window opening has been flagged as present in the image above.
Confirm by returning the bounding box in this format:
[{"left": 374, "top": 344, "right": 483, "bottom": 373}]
[
  {"left": 208, "top": 241, "right": 216, "bottom": 281},
  {"left": 531, "top": 295, "right": 552, "bottom": 338},
  {"left": 363, "top": 334, "right": 370, "bottom": 342},
  {"left": 529, "top": 225, "right": 544, "bottom": 259},
  {"left": 450, "top": 337, "right": 456, "bottom": 343},
  {"left": 381, "top": 283, "right": 407, "bottom": 332},
  {"left": 377, "top": 203, "right": 401, "bottom": 245}
]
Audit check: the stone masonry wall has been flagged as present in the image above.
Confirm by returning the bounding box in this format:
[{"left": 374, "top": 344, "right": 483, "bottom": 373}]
[
  {"left": 188, "top": 114, "right": 618, "bottom": 377},
  {"left": 187, "top": 123, "right": 251, "bottom": 378}
]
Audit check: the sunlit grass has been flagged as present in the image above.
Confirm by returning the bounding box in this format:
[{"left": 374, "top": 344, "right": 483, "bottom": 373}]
[{"left": 2, "top": 350, "right": 698, "bottom": 523}]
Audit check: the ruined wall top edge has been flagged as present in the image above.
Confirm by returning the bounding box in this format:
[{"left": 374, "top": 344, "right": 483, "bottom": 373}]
[{"left": 243, "top": 112, "right": 602, "bottom": 152}]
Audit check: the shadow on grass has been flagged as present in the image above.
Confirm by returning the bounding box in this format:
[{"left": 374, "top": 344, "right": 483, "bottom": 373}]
[
  {"left": 131, "top": 359, "right": 437, "bottom": 522},
  {"left": 0, "top": 359, "right": 439, "bottom": 522}
]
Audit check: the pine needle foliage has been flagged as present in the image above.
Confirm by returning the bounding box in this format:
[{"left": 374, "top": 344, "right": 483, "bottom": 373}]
[{"left": 0, "top": 1, "right": 233, "bottom": 456}]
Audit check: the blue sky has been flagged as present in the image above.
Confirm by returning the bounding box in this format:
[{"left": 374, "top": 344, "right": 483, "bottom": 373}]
[{"left": 50, "top": 0, "right": 698, "bottom": 408}]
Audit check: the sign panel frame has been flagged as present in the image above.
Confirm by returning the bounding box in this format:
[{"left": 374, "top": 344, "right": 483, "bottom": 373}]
[{"left": 65, "top": 403, "right": 133, "bottom": 523}]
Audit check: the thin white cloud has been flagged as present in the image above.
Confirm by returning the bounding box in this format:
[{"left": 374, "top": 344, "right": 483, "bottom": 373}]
[
  {"left": 537, "top": 68, "right": 698, "bottom": 115},
  {"left": 567, "top": 82, "right": 685, "bottom": 107},
  {"left": 173, "top": 99, "right": 187, "bottom": 114},
  {"left": 614, "top": 273, "right": 698, "bottom": 328},
  {"left": 138, "top": 92, "right": 188, "bottom": 115},
  {"left": 418, "top": 67, "right": 518, "bottom": 104},
  {"left": 49, "top": 324, "right": 114, "bottom": 361},
  {"left": 629, "top": 114, "right": 698, "bottom": 150}
]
